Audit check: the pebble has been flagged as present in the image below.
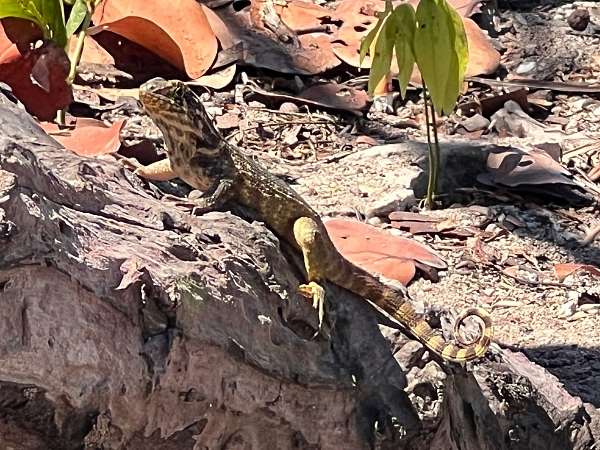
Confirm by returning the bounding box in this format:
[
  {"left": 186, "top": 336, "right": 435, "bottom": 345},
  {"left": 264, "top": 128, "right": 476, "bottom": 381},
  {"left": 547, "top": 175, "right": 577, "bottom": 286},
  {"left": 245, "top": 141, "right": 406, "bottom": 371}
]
[
  {"left": 367, "top": 216, "right": 383, "bottom": 226},
  {"left": 516, "top": 60, "right": 537, "bottom": 75},
  {"left": 279, "top": 102, "right": 299, "bottom": 113},
  {"left": 567, "top": 8, "right": 590, "bottom": 31},
  {"left": 560, "top": 299, "right": 577, "bottom": 317},
  {"left": 462, "top": 114, "right": 490, "bottom": 132}
]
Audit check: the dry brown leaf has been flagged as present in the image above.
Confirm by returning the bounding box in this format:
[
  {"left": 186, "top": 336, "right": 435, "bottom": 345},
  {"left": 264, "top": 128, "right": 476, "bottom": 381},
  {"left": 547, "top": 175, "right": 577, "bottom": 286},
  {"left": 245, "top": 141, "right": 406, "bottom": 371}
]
[
  {"left": 482, "top": 146, "right": 574, "bottom": 188},
  {"left": 92, "top": 0, "right": 218, "bottom": 78},
  {"left": 40, "top": 118, "right": 125, "bottom": 156},
  {"left": 554, "top": 263, "right": 600, "bottom": 282},
  {"left": 324, "top": 219, "right": 446, "bottom": 286},
  {"left": 277, "top": 0, "right": 333, "bottom": 30},
  {"left": 299, "top": 82, "right": 370, "bottom": 113}
]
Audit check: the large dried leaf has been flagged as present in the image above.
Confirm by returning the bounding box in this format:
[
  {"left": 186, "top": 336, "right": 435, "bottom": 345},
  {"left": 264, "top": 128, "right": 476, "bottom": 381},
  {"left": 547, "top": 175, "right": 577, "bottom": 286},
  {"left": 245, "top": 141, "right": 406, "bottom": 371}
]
[
  {"left": 92, "top": 0, "right": 218, "bottom": 78},
  {"left": 40, "top": 118, "right": 125, "bottom": 156},
  {"left": 276, "top": 0, "right": 332, "bottom": 30},
  {"left": 324, "top": 219, "right": 446, "bottom": 286}
]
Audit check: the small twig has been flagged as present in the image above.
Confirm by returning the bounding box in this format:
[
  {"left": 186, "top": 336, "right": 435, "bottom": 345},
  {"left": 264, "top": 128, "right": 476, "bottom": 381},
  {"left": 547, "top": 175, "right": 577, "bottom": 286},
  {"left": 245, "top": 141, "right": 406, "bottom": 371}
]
[
  {"left": 226, "top": 120, "right": 331, "bottom": 141},
  {"left": 563, "top": 140, "right": 600, "bottom": 158},
  {"left": 246, "top": 106, "right": 336, "bottom": 123},
  {"left": 582, "top": 223, "right": 600, "bottom": 246},
  {"left": 497, "top": 267, "right": 565, "bottom": 288},
  {"left": 296, "top": 25, "right": 334, "bottom": 35}
]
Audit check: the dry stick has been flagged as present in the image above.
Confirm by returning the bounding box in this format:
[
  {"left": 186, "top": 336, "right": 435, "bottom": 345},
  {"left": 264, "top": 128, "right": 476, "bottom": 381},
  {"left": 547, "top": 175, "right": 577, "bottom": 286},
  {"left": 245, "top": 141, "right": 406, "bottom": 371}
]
[{"left": 582, "top": 223, "right": 600, "bottom": 246}]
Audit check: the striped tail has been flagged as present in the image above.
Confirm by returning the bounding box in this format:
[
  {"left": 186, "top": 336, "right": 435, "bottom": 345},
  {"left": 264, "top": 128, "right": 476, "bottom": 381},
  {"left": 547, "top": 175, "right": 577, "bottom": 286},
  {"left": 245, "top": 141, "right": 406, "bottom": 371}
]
[{"left": 327, "top": 256, "right": 493, "bottom": 363}]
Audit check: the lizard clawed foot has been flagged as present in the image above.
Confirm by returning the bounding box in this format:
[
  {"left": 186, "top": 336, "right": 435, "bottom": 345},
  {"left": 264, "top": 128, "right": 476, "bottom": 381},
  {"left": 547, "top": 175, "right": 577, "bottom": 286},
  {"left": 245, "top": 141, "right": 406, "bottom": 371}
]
[{"left": 298, "top": 281, "right": 327, "bottom": 339}]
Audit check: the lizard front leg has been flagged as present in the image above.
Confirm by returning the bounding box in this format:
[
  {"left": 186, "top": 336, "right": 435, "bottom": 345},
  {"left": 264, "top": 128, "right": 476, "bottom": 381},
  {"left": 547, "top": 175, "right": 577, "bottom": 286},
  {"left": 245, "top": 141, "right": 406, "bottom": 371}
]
[
  {"left": 189, "top": 178, "right": 234, "bottom": 215},
  {"left": 121, "top": 157, "right": 178, "bottom": 181},
  {"left": 124, "top": 157, "right": 234, "bottom": 214}
]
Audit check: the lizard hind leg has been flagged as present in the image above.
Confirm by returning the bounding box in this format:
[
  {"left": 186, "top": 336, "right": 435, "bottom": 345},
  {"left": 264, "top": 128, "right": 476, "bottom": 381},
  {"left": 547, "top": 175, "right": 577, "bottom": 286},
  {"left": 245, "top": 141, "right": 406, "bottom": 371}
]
[{"left": 293, "top": 217, "right": 330, "bottom": 334}]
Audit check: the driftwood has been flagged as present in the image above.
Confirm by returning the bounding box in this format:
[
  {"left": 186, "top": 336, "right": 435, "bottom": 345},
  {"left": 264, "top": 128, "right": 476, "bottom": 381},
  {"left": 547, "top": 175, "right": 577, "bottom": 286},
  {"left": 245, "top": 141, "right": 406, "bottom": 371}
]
[{"left": 0, "top": 92, "right": 598, "bottom": 449}]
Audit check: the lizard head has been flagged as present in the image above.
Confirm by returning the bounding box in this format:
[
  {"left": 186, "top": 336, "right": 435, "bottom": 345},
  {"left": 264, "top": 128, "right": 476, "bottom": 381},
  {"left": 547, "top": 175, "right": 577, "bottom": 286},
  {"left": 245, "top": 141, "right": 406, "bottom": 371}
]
[{"left": 139, "top": 78, "right": 222, "bottom": 152}]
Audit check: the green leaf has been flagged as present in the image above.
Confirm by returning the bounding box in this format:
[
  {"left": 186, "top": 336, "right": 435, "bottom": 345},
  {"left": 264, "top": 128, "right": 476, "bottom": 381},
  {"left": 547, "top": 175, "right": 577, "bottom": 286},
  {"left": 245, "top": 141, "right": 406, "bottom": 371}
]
[
  {"left": 367, "top": 4, "right": 398, "bottom": 95},
  {"left": 392, "top": 4, "right": 416, "bottom": 99},
  {"left": 65, "top": 0, "right": 86, "bottom": 36},
  {"left": 440, "top": 0, "right": 467, "bottom": 113},
  {"left": 414, "top": 0, "right": 468, "bottom": 115},
  {"left": 359, "top": 0, "right": 393, "bottom": 66},
  {"left": 41, "top": 0, "right": 67, "bottom": 47},
  {"left": 0, "top": 0, "right": 67, "bottom": 46},
  {"left": 0, "top": 1, "right": 42, "bottom": 27},
  {"left": 414, "top": 0, "right": 448, "bottom": 114}
]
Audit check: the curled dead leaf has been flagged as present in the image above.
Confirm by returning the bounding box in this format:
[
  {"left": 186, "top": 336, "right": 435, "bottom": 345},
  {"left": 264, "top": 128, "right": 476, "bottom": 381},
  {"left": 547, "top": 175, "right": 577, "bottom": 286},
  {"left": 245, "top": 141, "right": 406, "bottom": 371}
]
[{"left": 92, "top": 0, "right": 218, "bottom": 78}]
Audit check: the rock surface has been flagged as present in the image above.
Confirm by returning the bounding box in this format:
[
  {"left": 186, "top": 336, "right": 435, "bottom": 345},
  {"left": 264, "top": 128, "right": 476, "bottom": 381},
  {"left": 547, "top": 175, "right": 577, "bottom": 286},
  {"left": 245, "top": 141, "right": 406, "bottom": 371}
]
[{"left": 0, "top": 92, "right": 597, "bottom": 449}]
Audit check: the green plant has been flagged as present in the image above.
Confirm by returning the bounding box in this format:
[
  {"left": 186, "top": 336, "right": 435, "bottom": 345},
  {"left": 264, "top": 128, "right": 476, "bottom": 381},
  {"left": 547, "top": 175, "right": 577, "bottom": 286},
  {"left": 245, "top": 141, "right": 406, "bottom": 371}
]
[
  {"left": 360, "top": 0, "right": 468, "bottom": 209},
  {"left": 0, "top": 0, "right": 102, "bottom": 122}
]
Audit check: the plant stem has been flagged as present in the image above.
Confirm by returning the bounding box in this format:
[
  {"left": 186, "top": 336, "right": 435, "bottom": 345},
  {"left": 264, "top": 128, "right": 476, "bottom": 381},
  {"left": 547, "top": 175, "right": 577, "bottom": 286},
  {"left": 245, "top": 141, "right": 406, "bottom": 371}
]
[
  {"left": 66, "top": 7, "right": 92, "bottom": 85},
  {"left": 422, "top": 80, "right": 435, "bottom": 209},
  {"left": 57, "top": 2, "right": 94, "bottom": 125},
  {"left": 430, "top": 100, "right": 440, "bottom": 196}
]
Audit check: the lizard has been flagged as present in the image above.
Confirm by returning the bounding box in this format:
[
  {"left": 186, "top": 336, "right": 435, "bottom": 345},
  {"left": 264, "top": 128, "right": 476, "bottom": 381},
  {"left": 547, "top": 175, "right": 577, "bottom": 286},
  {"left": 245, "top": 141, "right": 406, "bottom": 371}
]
[{"left": 130, "top": 77, "right": 493, "bottom": 363}]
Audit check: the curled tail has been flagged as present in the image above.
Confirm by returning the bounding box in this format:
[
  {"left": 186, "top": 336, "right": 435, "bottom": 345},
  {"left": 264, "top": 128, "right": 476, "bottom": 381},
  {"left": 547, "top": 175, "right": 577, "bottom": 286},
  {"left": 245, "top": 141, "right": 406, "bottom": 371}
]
[{"left": 328, "top": 258, "right": 493, "bottom": 363}]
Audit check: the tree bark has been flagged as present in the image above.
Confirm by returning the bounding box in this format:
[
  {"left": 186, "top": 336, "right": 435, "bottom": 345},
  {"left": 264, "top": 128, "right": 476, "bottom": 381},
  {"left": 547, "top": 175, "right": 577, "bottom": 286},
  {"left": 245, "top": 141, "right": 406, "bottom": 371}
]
[{"left": 0, "top": 92, "right": 597, "bottom": 449}]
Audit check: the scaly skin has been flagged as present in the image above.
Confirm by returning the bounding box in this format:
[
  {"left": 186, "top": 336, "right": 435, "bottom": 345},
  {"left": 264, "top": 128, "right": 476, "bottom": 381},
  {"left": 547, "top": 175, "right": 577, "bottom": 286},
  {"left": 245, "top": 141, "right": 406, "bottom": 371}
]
[{"left": 136, "top": 78, "right": 493, "bottom": 362}]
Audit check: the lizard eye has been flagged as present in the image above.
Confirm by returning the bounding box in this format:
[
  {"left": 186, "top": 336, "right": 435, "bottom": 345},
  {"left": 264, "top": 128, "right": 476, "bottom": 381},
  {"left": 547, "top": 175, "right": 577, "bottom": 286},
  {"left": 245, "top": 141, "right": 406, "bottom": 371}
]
[{"left": 167, "top": 84, "right": 185, "bottom": 102}]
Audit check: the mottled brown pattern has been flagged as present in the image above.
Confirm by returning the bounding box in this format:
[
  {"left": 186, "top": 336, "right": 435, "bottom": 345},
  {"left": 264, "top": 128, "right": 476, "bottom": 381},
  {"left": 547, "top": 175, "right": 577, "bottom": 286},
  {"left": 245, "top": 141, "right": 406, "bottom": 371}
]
[{"left": 138, "top": 78, "right": 493, "bottom": 362}]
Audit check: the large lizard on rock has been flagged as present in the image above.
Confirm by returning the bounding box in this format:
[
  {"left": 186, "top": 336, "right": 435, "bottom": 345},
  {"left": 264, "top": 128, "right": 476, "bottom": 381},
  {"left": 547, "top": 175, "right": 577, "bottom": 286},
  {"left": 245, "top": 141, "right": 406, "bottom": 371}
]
[{"left": 129, "top": 78, "right": 493, "bottom": 363}]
